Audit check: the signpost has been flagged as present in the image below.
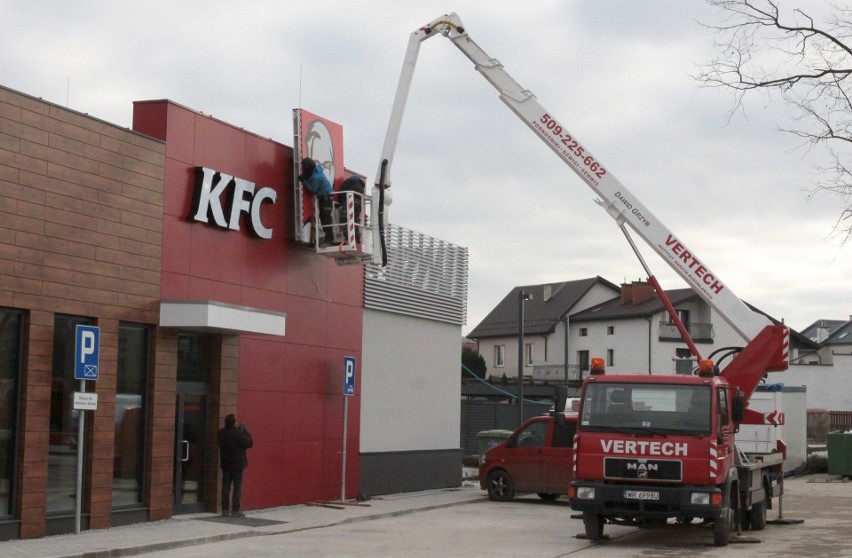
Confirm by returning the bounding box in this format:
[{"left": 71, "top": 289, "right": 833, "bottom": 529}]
[
  {"left": 341, "top": 357, "right": 356, "bottom": 501},
  {"left": 343, "top": 356, "right": 356, "bottom": 396},
  {"left": 74, "top": 325, "right": 99, "bottom": 534}
]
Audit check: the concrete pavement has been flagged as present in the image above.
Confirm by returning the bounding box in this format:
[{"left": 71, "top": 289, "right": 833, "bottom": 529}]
[
  {"left": 2, "top": 473, "right": 852, "bottom": 557},
  {"left": 0, "top": 485, "right": 485, "bottom": 558}
]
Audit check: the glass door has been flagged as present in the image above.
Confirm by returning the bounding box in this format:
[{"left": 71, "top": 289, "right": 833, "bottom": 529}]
[{"left": 174, "top": 385, "right": 208, "bottom": 514}]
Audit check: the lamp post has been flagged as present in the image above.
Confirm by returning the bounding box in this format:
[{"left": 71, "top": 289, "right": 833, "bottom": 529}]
[{"left": 518, "top": 290, "right": 532, "bottom": 426}]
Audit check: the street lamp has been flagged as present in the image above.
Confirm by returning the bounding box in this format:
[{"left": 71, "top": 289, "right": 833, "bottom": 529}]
[{"left": 518, "top": 290, "right": 533, "bottom": 426}]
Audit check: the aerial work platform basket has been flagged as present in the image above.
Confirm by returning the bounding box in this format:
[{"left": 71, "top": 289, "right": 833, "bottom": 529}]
[{"left": 312, "top": 190, "right": 373, "bottom": 265}]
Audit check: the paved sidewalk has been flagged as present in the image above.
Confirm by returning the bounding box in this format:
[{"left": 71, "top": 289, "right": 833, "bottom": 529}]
[{"left": 0, "top": 485, "right": 485, "bottom": 558}]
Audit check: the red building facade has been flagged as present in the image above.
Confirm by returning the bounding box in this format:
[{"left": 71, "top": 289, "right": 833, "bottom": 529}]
[{"left": 0, "top": 86, "right": 363, "bottom": 540}]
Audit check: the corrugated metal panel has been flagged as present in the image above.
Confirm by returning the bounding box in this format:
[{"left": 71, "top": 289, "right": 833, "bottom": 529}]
[
  {"left": 459, "top": 401, "right": 542, "bottom": 455},
  {"left": 365, "top": 225, "right": 468, "bottom": 325}
]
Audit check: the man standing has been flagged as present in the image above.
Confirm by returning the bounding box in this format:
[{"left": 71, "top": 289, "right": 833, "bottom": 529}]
[{"left": 218, "top": 413, "right": 253, "bottom": 517}]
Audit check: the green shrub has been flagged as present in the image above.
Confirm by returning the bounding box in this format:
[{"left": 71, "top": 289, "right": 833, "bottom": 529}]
[{"left": 798, "top": 451, "right": 828, "bottom": 475}]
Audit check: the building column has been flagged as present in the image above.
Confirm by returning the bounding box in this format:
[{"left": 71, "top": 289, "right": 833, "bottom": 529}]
[
  {"left": 16, "top": 310, "right": 52, "bottom": 539},
  {"left": 146, "top": 327, "right": 177, "bottom": 521},
  {"left": 87, "top": 318, "right": 118, "bottom": 529}
]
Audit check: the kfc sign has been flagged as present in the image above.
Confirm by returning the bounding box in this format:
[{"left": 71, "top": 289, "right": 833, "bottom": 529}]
[{"left": 190, "top": 167, "right": 277, "bottom": 239}]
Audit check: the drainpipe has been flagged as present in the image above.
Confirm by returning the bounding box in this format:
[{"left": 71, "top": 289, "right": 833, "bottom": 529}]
[
  {"left": 645, "top": 316, "right": 652, "bottom": 374},
  {"left": 518, "top": 290, "right": 531, "bottom": 426},
  {"left": 564, "top": 315, "right": 570, "bottom": 384}
]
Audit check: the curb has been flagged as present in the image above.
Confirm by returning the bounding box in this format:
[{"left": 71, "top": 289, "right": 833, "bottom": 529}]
[{"left": 61, "top": 491, "right": 485, "bottom": 558}]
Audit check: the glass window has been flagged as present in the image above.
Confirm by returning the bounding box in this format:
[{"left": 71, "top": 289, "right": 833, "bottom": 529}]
[
  {"left": 552, "top": 421, "right": 576, "bottom": 448},
  {"left": 0, "top": 309, "right": 22, "bottom": 517},
  {"left": 177, "top": 333, "right": 213, "bottom": 382},
  {"left": 525, "top": 343, "right": 534, "bottom": 366},
  {"left": 515, "top": 421, "right": 546, "bottom": 448},
  {"left": 113, "top": 323, "right": 149, "bottom": 507},
  {"left": 717, "top": 388, "right": 729, "bottom": 427},
  {"left": 577, "top": 351, "right": 589, "bottom": 374},
  {"left": 607, "top": 326, "right": 614, "bottom": 335},
  {"left": 494, "top": 345, "right": 505, "bottom": 367},
  {"left": 49, "top": 315, "right": 93, "bottom": 513},
  {"left": 580, "top": 383, "right": 711, "bottom": 435},
  {"left": 579, "top": 328, "right": 588, "bottom": 337},
  {"left": 606, "top": 349, "right": 614, "bottom": 367}
]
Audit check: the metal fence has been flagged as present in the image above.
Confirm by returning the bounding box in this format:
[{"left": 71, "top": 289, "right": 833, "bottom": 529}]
[
  {"left": 460, "top": 400, "right": 548, "bottom": 456},
  {"left": 830, "top": 411, "right": 852, "bottom": 432}
]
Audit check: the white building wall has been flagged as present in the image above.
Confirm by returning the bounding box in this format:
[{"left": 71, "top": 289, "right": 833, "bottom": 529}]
[
  {"left": 646, "top": 302, "right": 744, "bottom": 375},
  {"left": 481, "top": 282, "right": 620, "bottom": 380},
  {"left": 570, "top": 316, "right": 650, "bottom": 374},
  {"left": 361, "top": 309, "right": 461, "bottom": 452},
  {"left": 770, "top": 354, "right": 852, "bottom": 411},
  {"left": 544, "top": 283, "right": 623, "bottom": 372},
  {"left": 569, "top": 303, "right": 752, "bottom": 375}
]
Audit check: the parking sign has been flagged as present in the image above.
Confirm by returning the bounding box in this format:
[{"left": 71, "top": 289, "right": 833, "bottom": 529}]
[
  {"left": 343, "top": 356, "right": 356, "bottom": 396},
  {"left": 74, "top": 325, "right": 100, "bottom": 381}
]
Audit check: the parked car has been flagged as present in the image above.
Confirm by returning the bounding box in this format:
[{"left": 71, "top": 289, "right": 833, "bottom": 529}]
[{"left": 479, "top": 413, "right": 577, "bottom": 501}]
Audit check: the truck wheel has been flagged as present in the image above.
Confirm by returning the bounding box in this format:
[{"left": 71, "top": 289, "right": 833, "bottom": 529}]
[
  {"left": 583, "top": 511, "right": 604, "bottom": 541},
  {"left": 537, "top": 493, "right": 559, "bottom": 502},
  {"left": 713, "top": 506, "right": 733, "bottom": 546},
  {"left": 486, "top": 470, "right": 514, "bottom": 501},
  {"left": 749, "top": 498, "right": 767, "bottom": 531}
]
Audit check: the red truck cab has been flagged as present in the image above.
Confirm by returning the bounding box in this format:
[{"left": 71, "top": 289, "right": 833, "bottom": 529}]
[
  {"left": 479, "top": 413, "right": 577, "bottom": 501},
  {"left": 567, "top": 368, "right": 784, "bottom": 546}
]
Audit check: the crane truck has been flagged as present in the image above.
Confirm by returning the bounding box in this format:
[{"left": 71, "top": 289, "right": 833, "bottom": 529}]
[{"left": 359, "top": 13, "right": 791, "bottom": 546}]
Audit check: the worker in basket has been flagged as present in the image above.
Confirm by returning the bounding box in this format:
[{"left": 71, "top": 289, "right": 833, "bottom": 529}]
[
  {"left": 299, "top": 157, "right": 334, "bottom": 245},
  {"left": 337, "top": 175, "right": 365, "bottom": 243}
]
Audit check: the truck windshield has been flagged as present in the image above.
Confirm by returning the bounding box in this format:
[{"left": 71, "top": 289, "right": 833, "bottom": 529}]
[{"left": 580, "top": 383, "right": 711, "bottom": 435}]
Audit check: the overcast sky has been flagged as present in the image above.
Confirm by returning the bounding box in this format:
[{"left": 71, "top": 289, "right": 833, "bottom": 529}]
[{"left": 3, "top": 0, "right": 849, "bottom": 335}]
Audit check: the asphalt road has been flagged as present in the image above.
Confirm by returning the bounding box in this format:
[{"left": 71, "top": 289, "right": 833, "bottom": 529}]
[{"left": 140, "top": 475, "right": 851, "bottom": 557}]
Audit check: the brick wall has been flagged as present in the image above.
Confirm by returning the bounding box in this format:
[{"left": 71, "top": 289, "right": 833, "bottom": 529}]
[{"left": 0, "top": 85, "right": 165, "bottom": 538}]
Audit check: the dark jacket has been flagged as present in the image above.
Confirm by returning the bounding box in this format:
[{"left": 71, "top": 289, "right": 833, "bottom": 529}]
[
  {"left": 339, "top": 176, "right": 365, "bottom": 208},
  {"left": 218, "top": 425, "right": 254, "bottom": 471}
]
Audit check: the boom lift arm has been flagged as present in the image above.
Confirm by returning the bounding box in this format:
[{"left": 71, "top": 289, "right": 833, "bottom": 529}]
[{"left": 371, "top": 13, "right": 788, "bottom": 383}]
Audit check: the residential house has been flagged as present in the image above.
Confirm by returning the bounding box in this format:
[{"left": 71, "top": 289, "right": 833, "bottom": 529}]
[
  {"left": 793, "top": 319, "right": 849, "bottom": 365},
  {"left": 467, "top": 277, "right": 620, "bottom": 382},
  {"left": 774, "top": 317, "right": 852, "bottom": 411},
  {"left": 568, "top": 281, "right": 748, "bottom": 376},
  {"left": 469, "top": 277, "right": 815, "bottom": 384}
]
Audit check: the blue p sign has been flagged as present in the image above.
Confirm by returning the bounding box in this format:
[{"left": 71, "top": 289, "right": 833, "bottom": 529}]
[
  {"left": 75, "top": 325, "right": 100, "bottom": 381},
  {"left": 343, "top": 356, "right": 356, "bottom": 396}
]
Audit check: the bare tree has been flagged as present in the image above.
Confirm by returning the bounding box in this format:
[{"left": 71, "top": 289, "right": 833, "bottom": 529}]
[{"left": 696, "top": 0, "right": 852, "bottom": 244}]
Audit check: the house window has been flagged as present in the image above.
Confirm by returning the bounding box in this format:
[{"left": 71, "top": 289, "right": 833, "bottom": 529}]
[
  {"left": 0, "top": 308, "right": 22, "bottom": 518},
  {"left": 607, "top": 349, "right": 614, "bottom": 367},
  {"left": 607, "top": 325, "right": 615, "bottom": 335},
  {"left": 494, "top": 345, "right": 505, "bottom": 367},
  {"left": 675, "top": 309, "right": 690, "bottom": 327},
  {"left": 525, "top": 343, "right": 534, "bottom": 366},
  {"left": 579, "top": 328, "right": 588, "bottom": 337},
  {"left": 113, "top": 323, "right": 150, "bottom": 508},
  {"left": 577, "top": 350, "right": 590, "bottom": 373}
]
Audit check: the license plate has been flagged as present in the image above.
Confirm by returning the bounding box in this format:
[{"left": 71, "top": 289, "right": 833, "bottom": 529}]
[{"left": 624, "top": 490, "right": 659, "bottom": 500}]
